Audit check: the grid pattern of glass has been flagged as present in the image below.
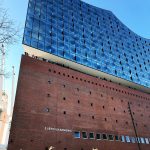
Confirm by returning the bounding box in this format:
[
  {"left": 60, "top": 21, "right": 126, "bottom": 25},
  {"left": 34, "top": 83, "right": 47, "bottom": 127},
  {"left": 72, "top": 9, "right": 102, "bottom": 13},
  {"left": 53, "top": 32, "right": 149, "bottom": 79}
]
[{"left": 23, "top": 0, "right": 150, "bottom": 88}]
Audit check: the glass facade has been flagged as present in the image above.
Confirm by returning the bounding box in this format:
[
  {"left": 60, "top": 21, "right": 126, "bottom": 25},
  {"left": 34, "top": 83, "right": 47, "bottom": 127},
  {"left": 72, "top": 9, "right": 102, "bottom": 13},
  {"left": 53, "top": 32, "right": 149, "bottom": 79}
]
[{"left": 23, "top": 0, "right": 150, "bottom": 88}]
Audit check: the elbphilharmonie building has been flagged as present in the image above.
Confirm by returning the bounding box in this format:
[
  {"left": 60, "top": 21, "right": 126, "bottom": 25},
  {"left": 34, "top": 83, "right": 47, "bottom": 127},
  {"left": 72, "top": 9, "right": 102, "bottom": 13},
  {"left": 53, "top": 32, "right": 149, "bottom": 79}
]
[{"left": 8, "top": 0, "right": 150, "bottom": 150}]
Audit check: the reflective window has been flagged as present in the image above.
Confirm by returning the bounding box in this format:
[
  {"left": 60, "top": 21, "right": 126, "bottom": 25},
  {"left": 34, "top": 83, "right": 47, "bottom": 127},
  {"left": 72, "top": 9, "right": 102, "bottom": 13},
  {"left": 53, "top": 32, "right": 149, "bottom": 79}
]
[
  {"left": 23, "top": 0, "right": 150, "bottom": 88},
  {"left": 74, "top": 131, "right": 80, "bottom": 138},
  {"left": 145, "top": 138, "right": 149, "bottom": 144},
  {"left": 137, "top": 137, "right": 141, "bottom": 143},
  {"left": 140, "top": 137, "right": 145, "bottom": 144},
  {"left": 121, "top": 135, "right": 125, "bottom": 142},
  {"left": 130, "top": 137, "right": 136, "bottom": 143},
  {"left": 125, "top": 136, "right": 130, "bottom": 143}
]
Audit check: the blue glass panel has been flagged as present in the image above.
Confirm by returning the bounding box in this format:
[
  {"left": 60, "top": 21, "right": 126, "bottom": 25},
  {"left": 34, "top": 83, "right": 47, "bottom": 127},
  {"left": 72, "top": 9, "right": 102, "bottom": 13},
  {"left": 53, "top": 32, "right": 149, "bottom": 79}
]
[
  {"left": 24, "top": 28, "right": 32, "bottom": 37},
  {"left": 31, "top": 38, "right": 38, "bottom": 48},
  {"left": 74, "top": 131, "right": 80, "bottom": 138},
  {"left": 23, "top": 36, "right": 31, "bottom": 46},
  {"left": 23, "top": 0, "right": 150, "bottom": 88},
  {"left": 38, "top": 33, "right": 45, "bottom": 41},
  {"left": 38, "top": 41, "right": 45, "bottom": 50},
  {"left": 32, "top": 31, "right": 38, "bottom": 40}
]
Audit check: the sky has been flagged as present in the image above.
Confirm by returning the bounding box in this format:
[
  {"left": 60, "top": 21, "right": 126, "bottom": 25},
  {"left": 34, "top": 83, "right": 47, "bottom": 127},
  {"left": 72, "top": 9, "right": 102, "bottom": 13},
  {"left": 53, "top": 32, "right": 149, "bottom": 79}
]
[{"left": 1, "top": 0, "right": 150, "bottom": 112}]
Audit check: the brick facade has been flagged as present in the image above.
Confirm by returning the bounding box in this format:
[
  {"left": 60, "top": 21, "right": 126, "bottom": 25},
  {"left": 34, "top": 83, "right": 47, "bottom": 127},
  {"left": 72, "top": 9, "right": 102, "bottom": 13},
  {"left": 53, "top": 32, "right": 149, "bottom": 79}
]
[{"left": 8, "top": 55, "right": 150, "bottom": 150}]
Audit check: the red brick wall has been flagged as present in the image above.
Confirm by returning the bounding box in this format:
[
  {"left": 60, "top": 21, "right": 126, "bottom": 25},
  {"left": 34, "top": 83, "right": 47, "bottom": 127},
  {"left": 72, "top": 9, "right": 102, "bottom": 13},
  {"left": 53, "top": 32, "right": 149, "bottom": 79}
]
[{"left": 8, "top": 55, "right": 150, "bottom": 150}]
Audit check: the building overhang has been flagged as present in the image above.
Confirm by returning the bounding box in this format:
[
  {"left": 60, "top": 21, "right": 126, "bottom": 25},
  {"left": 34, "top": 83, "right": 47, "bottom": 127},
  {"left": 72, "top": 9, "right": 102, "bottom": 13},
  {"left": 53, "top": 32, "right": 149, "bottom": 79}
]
[{"left": 23, "top": 44, "right": 150, "bottom": 94}]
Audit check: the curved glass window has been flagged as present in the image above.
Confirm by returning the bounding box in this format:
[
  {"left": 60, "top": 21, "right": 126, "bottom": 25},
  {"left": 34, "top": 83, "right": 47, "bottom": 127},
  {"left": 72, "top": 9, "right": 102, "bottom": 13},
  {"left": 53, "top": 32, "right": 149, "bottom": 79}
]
[{"left": 23, "top": 0, "right": 150, "bottom": 88}]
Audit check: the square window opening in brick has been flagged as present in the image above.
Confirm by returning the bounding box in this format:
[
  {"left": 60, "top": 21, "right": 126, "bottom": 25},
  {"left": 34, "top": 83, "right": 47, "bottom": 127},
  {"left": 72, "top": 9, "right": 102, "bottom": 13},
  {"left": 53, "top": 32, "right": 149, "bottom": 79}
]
[
  {"left": 115, "top": 135, "right": 120, "bottom": 141},
  {"left": 108, "top": 134, "right": 114, "bottom": 141},
  {"left": 102, "top": 134, "right": 107, "bottom": 140},
  {"left": 89, "top": 132, "right": 95, "bottom": 139},
  {"left": 96, "top": 133, "right": 101, "bottom": 140},
  {"left": 82, "top": 132, "right": 88, "bottom": 139},
  {"left": 74, "top": 131, "right": 80, "bottom": 138}
]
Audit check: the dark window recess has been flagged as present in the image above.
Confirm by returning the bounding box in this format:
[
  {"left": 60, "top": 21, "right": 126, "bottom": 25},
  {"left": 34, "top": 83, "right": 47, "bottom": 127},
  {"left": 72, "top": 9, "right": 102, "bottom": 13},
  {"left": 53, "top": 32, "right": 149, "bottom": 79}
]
[
  {"left": 102, "top": 134, "right": 107, "bottom": 140},
  {"left": 48, "top": 80, "right": 51, "bottom": 84},
  {"left": 89, "top": 133, "right": 94, "bottom": 139},
  {"left": 92, "top": 116, "right": 95, "bottom": 119},
  {"left": 91, "top": 103, "right": 93, "bottom": 107},
  {"left": 9, "top": 139, "right": 13, "bottom": 143},
  {"left": 82, "top": 132, "right": 87, "bottom": 139},
  {"left": 63, "top": 111, "right": 66, "bottom": 115},
  {"left": 45, "top": 147, "right": 49, "bottom": 150},
  {"left": 47, "top": 94, "right": 50, "bottom": 97},
  {"left": 78, "top": 114, "right": 81, "bottom": 117},
  {"left": 115, "top": 135, "right": 120, "bottom": 141},
  {"left": 45, "top": 108, "right": 50, "bottom": 112},
  {"left": 96, "top": 133, "right": 101, "bottom": 140},
  {"left": 78, "top": 100, "right": 80, "bottom": 104},
  {"left": 108, "top": 135, "right": 114, "bottom": 141},
  {"left": 63, "top": 97, "right": 66, "bottom": 100}
]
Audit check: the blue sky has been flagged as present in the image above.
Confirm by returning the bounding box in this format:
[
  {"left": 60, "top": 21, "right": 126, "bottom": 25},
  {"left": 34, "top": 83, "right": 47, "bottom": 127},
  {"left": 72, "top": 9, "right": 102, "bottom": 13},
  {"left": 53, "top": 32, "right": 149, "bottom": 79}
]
[{"left": 2, "top": 0, "right": 150, "bottom": 106}]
